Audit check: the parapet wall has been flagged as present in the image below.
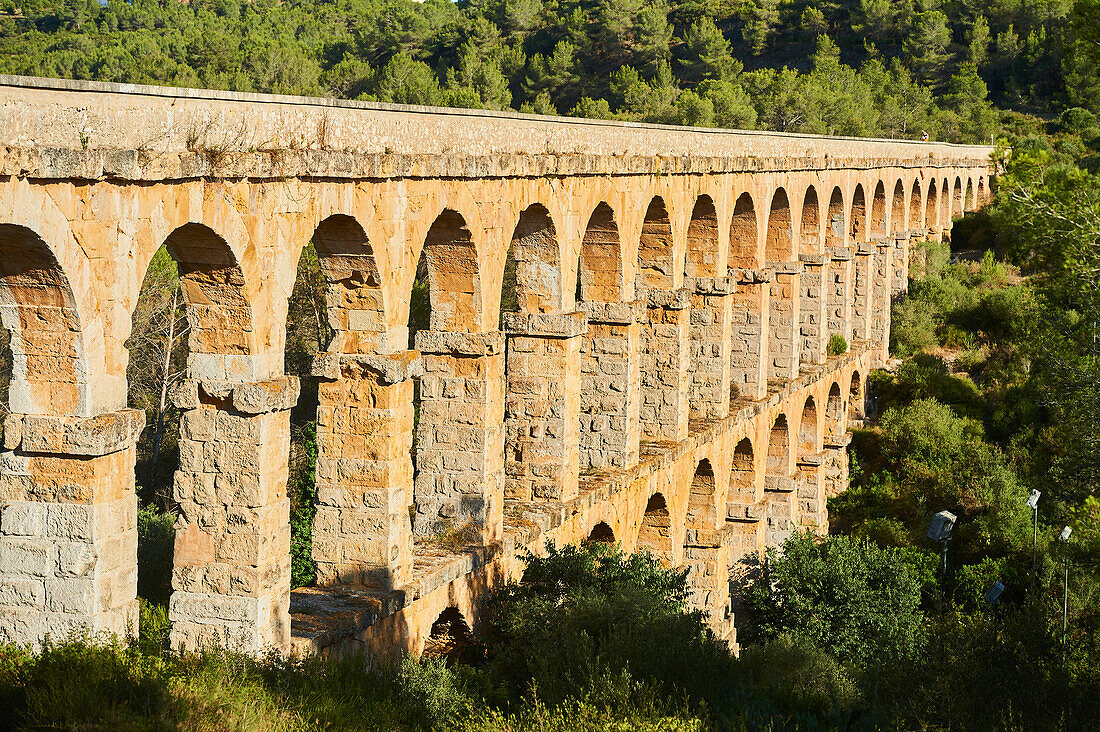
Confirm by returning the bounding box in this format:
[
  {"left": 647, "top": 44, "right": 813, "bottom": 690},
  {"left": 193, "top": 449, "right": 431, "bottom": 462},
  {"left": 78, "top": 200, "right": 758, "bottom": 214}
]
[{"left": 0, "top": 75, "right": 994, "bottom": 655}]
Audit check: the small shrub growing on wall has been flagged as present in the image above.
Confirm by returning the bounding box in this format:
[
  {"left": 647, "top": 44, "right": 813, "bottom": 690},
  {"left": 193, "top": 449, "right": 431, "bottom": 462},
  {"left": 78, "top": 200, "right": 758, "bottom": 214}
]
[{"left": 827, "top": 334, "right": 848, "bottom": 356}]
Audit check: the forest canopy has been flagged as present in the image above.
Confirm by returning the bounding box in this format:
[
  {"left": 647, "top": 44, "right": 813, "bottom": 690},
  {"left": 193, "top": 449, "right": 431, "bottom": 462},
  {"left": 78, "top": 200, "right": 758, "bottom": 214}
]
[{"left": 2, "top": 0, "right": 1094, "bottom": 142}]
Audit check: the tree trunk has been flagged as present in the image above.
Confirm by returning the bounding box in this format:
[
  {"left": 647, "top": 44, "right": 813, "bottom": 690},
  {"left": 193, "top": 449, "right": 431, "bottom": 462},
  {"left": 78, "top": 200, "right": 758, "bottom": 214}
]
[{"left": 149, "top": 286, "right": 180, "bottom": 505}]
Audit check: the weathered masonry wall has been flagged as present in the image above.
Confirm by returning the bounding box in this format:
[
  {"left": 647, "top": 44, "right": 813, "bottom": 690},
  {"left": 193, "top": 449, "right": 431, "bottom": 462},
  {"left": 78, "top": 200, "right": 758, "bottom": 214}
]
[{"left": 0, "top": 76, "right": 994, "bottom": 653}]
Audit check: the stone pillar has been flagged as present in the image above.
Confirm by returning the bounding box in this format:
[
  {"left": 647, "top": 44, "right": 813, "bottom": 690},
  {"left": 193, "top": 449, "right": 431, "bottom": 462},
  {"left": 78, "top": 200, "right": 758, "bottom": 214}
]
[
  {"left": 0, "top": 409, "right": 144, "bottom": 648},
  {"left": 683, "top": 530, "right": 733, "bottom": 639},
  {"left": 796, "top": 453, "right": 827, "bottom": 534},
  {"left": 798, "top": 255, "right": 829, "bottom": 366},
  {"left": 826, "top": 248, "right": 853, "bottom": 348},
  {"left": 891, "top": 234, "right": 909, "bottom": 299},
  {"left": 310, "top": 351, "right": 419, "bottom": 591},
  {"left": 412, "top": 330, "right": 504, "bottom": 543},
  {"left": 763, "top": 474, "right": 798, "bottom": 548},
  {"left": 640, "top": 287, "right": 691, "bottom": 442},
  {"left": 503, "top": 311, "right": 586, "bottom": 503},
  {"left": 729, "top": 269, "right": 771, "bottom": 402},
  {"left": 726, "top": 501, "right": 764, "bottom": 564},
  {"left": 689, "top": 277, "right": 735, "bottom": 421},
  {"left": 579, "top": 300, "right": 644, "bottom": 472},
  {"left": 871, "top": 239, "right": 893, "bottom": 365},
  {"left": 851, "top": 246, "right": 875, "bottom": 343},
  {"left": 822, "top": 433, "right": 851, "bottom": 499},
  {"left": 168, "top": 377, "right": 298, "bottom": 654},
  {"left": 767, "top": 262, "right": 802, "bottom": 383}
]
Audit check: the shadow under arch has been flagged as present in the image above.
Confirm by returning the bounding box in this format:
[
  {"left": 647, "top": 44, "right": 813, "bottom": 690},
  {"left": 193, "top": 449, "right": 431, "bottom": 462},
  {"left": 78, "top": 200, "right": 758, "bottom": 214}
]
[
  {"left": 825, "top": 382, "right": 843, "bottom": 436},
  {"left": 849, "top": 184, "right": 867, "bottom": 242},
  {"left": 0, "top": 223, "right": 89, "bottom": 418},
  {"left": 685, "top": 195, "right": 719, "bottom": 278},
  {"left": 799, "top": 396, "right": 818, "bottom": 457},
  {"left": 728, "top": 192, "right": 759, "bottom": 269},
  {"left": 800, "top": 185, "right": 820, "bottom": 256},
  {"left": 588, "top": 521, "right": 615, "bottom": 542},
  {"left": 765, "top": 188, "right": 793, "bottom": 262},
  {"left": 578, "top": 202, "right": 623, "bottom": 302},
  {"left": 909, "top": 179, "right": 923, "bottom": 230},
  {"left": 890, "top": 180, "right": 905, "bottom": 232},
  {"left": 825, "top": 186, "right": 845, "bottom": 248},
  {"left": 638, "top": 492, "right": 672, "bottom": 564},
  {"left": 639, "top": 196, "right": 674, "bottom": 289}
]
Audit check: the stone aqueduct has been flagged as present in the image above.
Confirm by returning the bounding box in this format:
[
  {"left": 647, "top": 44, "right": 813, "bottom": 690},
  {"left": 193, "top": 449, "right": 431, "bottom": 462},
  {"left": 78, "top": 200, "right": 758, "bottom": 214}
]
[{"left": 0, "top": 76, "right": 994, "bottom": 656}]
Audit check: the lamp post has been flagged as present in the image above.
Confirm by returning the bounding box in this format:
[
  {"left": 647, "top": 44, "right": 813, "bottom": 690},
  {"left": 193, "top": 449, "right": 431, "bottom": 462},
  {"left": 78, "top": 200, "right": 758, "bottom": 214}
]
[
  {"left": 1059, "top": 525, "right": 1072, "bottom": 666},
  {"left": 928, "top": 510, "right": 957, "bottom": 659},
  {"left": 1026, "top": 490, "right": 1041, "bottom": 582}
]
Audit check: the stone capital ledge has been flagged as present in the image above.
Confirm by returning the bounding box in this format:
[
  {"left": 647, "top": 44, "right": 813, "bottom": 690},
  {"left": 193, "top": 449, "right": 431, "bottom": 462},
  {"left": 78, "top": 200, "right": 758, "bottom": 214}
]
[
  {"left": 797, "top": 452, "right": 825, "bottom": 467},
  {"left": 311, "top": 350, "right": 423, "bottom": 384},
  {"left": 646, "top": 287, "right": 692, "bottom": 310},
  {"left": 767, "top": 260, "right": 804, "bottom": 275},
  {"left": 823, "top": 433, "right": 853, "bottom": 449},
  {"left": 3, "top": 408, "right": 145, "bottom": 456},
  {"left": 798, "top": 254, "right": 831, "bottom": 267},
  {"left": 764, "top": 474, "right": 798, "bottom": 492},
  {"left": 502, "top": 311, "right": 587, "bottom": 338},
  {"left": 826, "top": 247, "right": 852, "bottom": 262},
  {"left": 684, "top": 522, "right": 734, "bottom": 549},
  {"left": 690, "top": 276, "right": 736, "bottom": 296},
  {"left": 580, "top": 299, "right": 645, "bottom": 325},
  {"left": 413, "top": 329, "right": 504, "bottom": 356},
  {"left": 733, "top": 268, "right": 774, "bottom": 285},
  {"left": 854, "top": 244, "right": 875, "bottom": 256},
  {"left": 170, "top": 376, "right": 300, "bottom": 414},
  {"left": 727, "top": 501, "right": 764, "bottom": 523}
]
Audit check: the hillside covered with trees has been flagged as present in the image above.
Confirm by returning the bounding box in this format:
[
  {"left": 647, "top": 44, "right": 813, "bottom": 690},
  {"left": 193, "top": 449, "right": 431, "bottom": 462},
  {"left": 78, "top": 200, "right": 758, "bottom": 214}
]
[{"left": 2, "top": 0, "right": 1098, "bottom": 141}]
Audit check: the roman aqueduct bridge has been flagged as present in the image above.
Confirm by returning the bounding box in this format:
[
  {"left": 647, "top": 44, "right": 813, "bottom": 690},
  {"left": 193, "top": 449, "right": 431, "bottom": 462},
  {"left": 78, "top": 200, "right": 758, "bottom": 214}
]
[{"left": 0, "top": 76, "right": 994, "bottom": 656}]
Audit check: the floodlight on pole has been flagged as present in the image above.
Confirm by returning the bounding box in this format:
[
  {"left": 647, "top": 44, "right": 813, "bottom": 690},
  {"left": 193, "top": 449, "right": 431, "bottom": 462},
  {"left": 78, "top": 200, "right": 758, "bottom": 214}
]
[
  {"left": 928, "top": 510, "right": 957, "bottom": 659},
  {"left": 1059, "top": 526, "right": 1072, "bottom": 666},
  {"left": 1026, "top": 490, "right": 1040, "bottom": 580}
]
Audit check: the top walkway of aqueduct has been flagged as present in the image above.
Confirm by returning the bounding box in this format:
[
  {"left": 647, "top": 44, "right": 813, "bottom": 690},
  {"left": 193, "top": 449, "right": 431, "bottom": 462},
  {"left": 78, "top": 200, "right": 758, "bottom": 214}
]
[{"left": 0, "top": 74, "right": 993, "bottom": 181}]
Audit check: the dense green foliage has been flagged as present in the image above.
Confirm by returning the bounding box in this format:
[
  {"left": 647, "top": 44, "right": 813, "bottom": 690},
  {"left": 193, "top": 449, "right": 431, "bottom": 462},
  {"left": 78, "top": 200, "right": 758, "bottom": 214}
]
[
  {"left": 740, "top": 533, "right": 926, "bottom": 668},
  {"left": 9, "top": 0, "right": 1097, "bottom": 141}
]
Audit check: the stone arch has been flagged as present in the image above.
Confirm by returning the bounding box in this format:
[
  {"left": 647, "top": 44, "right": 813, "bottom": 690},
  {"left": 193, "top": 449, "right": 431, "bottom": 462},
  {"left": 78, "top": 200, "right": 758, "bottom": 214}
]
[
  {"left": 800, "top": 186, "right": 821, "bottom": 256},
  {"left": 420, "top": 209, "right": 482, "bottom": 332},
  {"left": 162, "top": 223, "right": 259, "bottom": 370},
  {"left": 848, "top": 371, "right": 863, "bottom": 423},
  {"left": 909, "top": 179, "right": 923, "bottom": 229},
  {"left": 730, "top": 437, "right": 755, "bottom": 499},
  {"left": 0, "top": 224, "right": 88, "bottom": 417},
  {"left": 953, "top": 177, "right": 963, "bottom": 218},
  {"left": 686, "top": 458, "right": 718, "bottom": 533},
  {"left": 765, "top": 188, "right": 793, "bottom": 262},
  {"left": 506, "top": 204, "right": 561, "bottom": 315},
  {"left": 965, "top": 178, "right": 974, "bottom": 211},
  {"left": 891, "top": 180, "right": 905, "bottom": 232},
  {"left": 639, "top": 196, "right": 674, "bottom": 289},
  {"left": 767, "top": 414, "right": 790, "bottom": 476},
  {"left": 685, "top": 195, "right": 720, "bottom": 278},
  {"left": 825, "top": 186, "right": 845, "bottom": 248},
  {"left": 423, "top": 606, "right": 474, "bottom": 665},
  {"left": 588, "top": 521, "right": 615, "bottom": 542},
  {"left": 312, "top": 214, "right": 383, "bottom": 354},
  {"left": 825, "top": 382, "right": 843, "bottom": 436},
  {"left": 977, "top": 177, "right": 986, "bottom": 205},
  {"left": 579, "top": 202, "right": 623, "bottom": 302},
  {"left": 926, "top": 180, "right": 939, "bottom": 228},
  {"left": 869, "top": 181, "right": 887, "bottom": 237},
  {"left": 638, "top": 492, "right": 672, "bottom": 563},
  {"left": 850, "top": 184, "right": 867, "bottom": 242},
  {"left": 941, "top": 178, "right": 950, "bottom": 222},
  {"left": 799, "top": 396, "right": 818, "bottom": 457},
  {"left": 728, "top": 192, "right": 759, "bottom": 269}
]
